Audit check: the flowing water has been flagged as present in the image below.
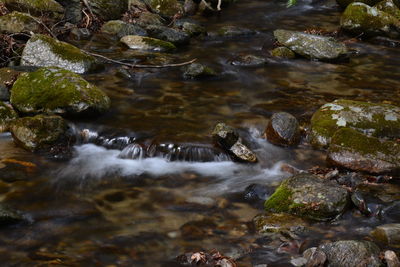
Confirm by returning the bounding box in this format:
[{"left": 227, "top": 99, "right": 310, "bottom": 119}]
[{"left": 1, "top": 0, "right": 400, "bottom": 265}]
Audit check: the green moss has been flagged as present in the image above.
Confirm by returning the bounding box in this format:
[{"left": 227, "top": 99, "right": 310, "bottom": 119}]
[
  {"left": 375, "top": 0, "right": 400, "bottom": 19},
  {"left": 0, "top": 11, "right": 40, "bottom": 33},
  {"left": 264, "top": 180, "right": 294, "bottom": 212},
  {"left": 29, "top": 34, "right": 95, "bottom": 64},
  {"left": 10, "top": 67, "right": 110, "bottom": 115},
  {"left": 271, "top": 47, "right": 296, "bottom": 59},
  {"left": 142, "top": 36, "right": 176, "bottom": 51}
]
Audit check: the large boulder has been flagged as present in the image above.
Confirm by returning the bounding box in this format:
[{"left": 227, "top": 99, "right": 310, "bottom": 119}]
[
  {"left": 265, "top": 112, "right": 300, "bottom": 147},
  {"left": 120, "top": 35, "right": 176, "bottom": 51},
  {"left": 10, "top": 114, "right": 70, "bottom": 152},
  {"left": 0, "top": 101, "right": 17, "bottom": 132},
  {"left": 327, "top": 128, "right": 400, "bottom": 174},
  {"left": 340, "top": 2, "right": 400, "bottom": 38},
  {"left": 264, "top": 173, "right": 349, "bottom": 221},
  {"left": 146, "top": 0, "right": 183, "bottom": 18},
  {"left": 0, "top": 11, "right": 40, "bottom": 34},
  {"left": 318, "top": 240, "right": 382, "bottom": 267},
  {"left": 371, "top": 224, "right": 400, "bottom": 247},
  {"left": 87, "top": 0, "right": 129, "bottom": 21},
  {"left": 10, "top": 67, "right": 110, "bottom": 116},
  {"left": 212, "top": 123, "right": 257, "bottom": 163},
  {"left": 20, "top": 34, "right": 96, "bottom": 74},
  {"left": 100, "top": 20, "right": 146, "bottom": 38},
  {"left": 2, "top": 0, "right": 64, "bottom": 18},
  {"left": 273, "top": 29, "right": 349, "bottom": 61},
  {"left": 310, "top": 99, "right": 400, "bottom": 148}
]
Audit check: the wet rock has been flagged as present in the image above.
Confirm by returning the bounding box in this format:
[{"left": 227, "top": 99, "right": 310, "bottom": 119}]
[
  {"left": 264, "top": 173, "right": 349, "bottom": 221},
  {"left": 174, "top": 19, "right": 206, "bottom": 36},
  {"left": 87, "top": 0, "right": 129, "bottom": 21},
  {"left": 101, "top": 20, "right": 146, "bottom": 38},
  {"left": 368, "top": 36, "right": 400, "bottom": 47},
  {"left": 212, "top": 123, "right": 257, "bottom": 163},
  {"left": 371, "top": 224, "right": 400, "bottom": 247},
  {"left": 351, "top": 191, "right": 372, "bottom": 215},
  {"left": 69, "top": 27, "right": 91, "bottom": 41},
  {"left": 253, "top": 213, "right": 308, "bottom": 234},
  {"left": 327, "top": 128, "right": 400, "bottom": 174},
  {"left": 336, "top": 0, "right": 381, "bottom": 8},
  {"left": 265, "top": 112, "right": 300, "bottom": 147},
  {"left": 10, "top": 114, "right": 70, "bottom": 152},
  {"left": 120, "top": 35, "right": 176, "bottom": 51},
  {"left": 270, "top": 46, "right": 296, "bottom": 59},
  {"left": 375, "top": 0, "right": 400, "bottom": 20},
  {"left": 55, "top": 0, "right": 82, "bottom": 24},
  {"left": 20, "top": 34, "right": 96, "bottom": 74},
  {"left": 0, "top": 11, "right": 40, "bottom": 34},
  {"left": 146, "top": 0, "right": 184, "bottom": 18},
  {"left": 303, "top": 247, "right": 327, "bottom": 267},
  {"left": 274, "top": 29, "right": 349, "bottom": 61},
  {"left": 318, "top": 240, "right": 382, "bottom": 267},
  {"left": 216, "top": 25, "right": 256, "bottom": 38},
  {"left": 0, "top": 203, "right": 24, "bottom": 226},
  {"left": 384, "top": 250, "right": 400, "bottom": 267},
  {"left": 230, "top": 54, "right": 268, "bottom": 67},
  {"left": 0, "top": 101, "right": 17, "bottom": 132},
  {"left": 135, "top": 12, "right": 165, "bottom": 28},
  {"left": 310, "top": 99, "right": 400, "bottom": 148},
  {"left": 341, "top": 2, "right": 400, "bottom": 38},
  {"left": 146, "top": 25, "right": 190, "bottom": 45},
  {"left": 182, "top": 63, "right": 216, "bottom": 79},
  {"left": 2, "top": 0, "right": 64, "bottom": 18},
  {"left": 244, "top": 183, "right": 272, "bottom": 206},
  {"left": 11, "top": 67, "right": 110, "bottom": 116}
]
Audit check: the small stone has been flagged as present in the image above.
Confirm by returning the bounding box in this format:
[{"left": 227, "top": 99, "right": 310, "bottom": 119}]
[
  {"left": 230, "top": 54, "right": 268, "bottom": 67},
  {"left": 371, "top": 224, "right": 400, "bottom": 247},
  {"left": 290, "top": 257, "right": 308, "bottom": 267},
  {"left": 182, "top": 63, "right": 216, "bottom": 79},
  {"left": 87, "top": 0, "right": 129, "bottom": 21},
  {"left": 303, "top": 247, "right": 327, "bottom": 267},
  {"left": 146, "top": 0, "right": 184, "bottom": 18},
  {"left": 265, "top": 112, "right": 300, "bottom": 146},
  {"left": 146, "top": 25, "right": 190, "bottom": 45},
  {"left": 101, "top": 20, "right": 146, "bottom": 38},
  {"left": 271, "top": 47, "right": 296, "bottom": 59},
  {"left": 384, "top": 250, "right": 400, "bottom": 267},
  {"left": 120, "top": 35, "right": 176, "bottom": 51}
]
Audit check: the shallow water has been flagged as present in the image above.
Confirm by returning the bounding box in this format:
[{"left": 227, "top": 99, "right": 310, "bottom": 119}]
[{"left": 1, "top": 0, "right": 400, "bottom": 265}]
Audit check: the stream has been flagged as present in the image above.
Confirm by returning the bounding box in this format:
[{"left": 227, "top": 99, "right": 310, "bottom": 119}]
[{"left": 1, "top": 0, "right": 400, "bottom": 265}]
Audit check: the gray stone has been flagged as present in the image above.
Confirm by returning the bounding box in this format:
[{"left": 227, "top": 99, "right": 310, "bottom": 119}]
[
  {"left": 87, "top": 0, "right": 129, "bottom": 21},
  {"left": 2, "top": 0, "right": 64, "bottom": 18},
  {"left": 20, "top": 34, "right": 96, "bottom": 74},
  {"left": 274, "top": 29, "right": 348, "bottom": 61},
  {"left": 371, "top": 224, "right": 400, "bottom": 247},
  {"left": 120, "top": 35, "right": 176, "bottom": 51},
  {"left": 146, "top": 25, "right": 190, "bottom": 45},
  {"left": 265, "top": 112, "right": 300, "bottom": 146}
]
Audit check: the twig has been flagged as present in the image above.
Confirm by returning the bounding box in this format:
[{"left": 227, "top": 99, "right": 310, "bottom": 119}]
[
  {"left": 82, "top": 50, "right": 197, "bottom": 68},
  {"left": 29, "top": 15, "right": 58, "bottom": 39},
  {"left": 82, "top": 0, "right": 94, "bottom": 17},
  {"left": 217, "top": 0, "right": 222, "bottom": 11}
]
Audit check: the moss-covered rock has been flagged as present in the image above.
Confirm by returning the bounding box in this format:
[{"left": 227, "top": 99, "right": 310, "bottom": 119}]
[
  {"left": 2, "top": 0, "right": 64, "bottom": 18},
  {"left": 146, "top": 0, "right": 183, "bottom": 18},
  {"left": 374, "top": 0, "right": 400, "bottom": 19},
  {"left": 270, "top": 46, "right": 296, "bottom": 59},
  {"left": 0, "top": 203, "right": 24, "bottom": 226},
  {"left": 371, "top": 224, "right": 400, "bottom": 247},
  {"left": 264, "top": 173, "right": 349, "bottom": 221},
  {"left": 10, "top": 114, "right": 70, "bottom": 152},
  {"left": 135, "top": 12, "right": 164, "bottom": 28},
  {"left": 20, "top": 34, "right": 96, "bottom": 74},
  {"left": 318, "top": 240, "right": 382, "bottom": 267},
  {"left": 340, "top": 2, "right": 400, "bottom": 38},
  {"left": 10, "top": 67, "right": 110, "bottom": 116},
  {"left": 274, "top": 29, "right": 349, "bottom": 61},
  {"left": 87, "top": 0, "right": 129, "bottom": 21},
  {"left": 180, "top": 21, "right": 206, "bottom": 37},
  {"left": 146, "top": 25, "right": 190, "bottom": 45},
  {"left": 253, "top": 213, "right": 309, "bottom": 234},
  {"left": 310, "top": 99, "right": 400, "bottom": 148},
  {"left": 101, "top": 20, "right": 146, "bottom": 38},
  {"left": 182, "top": 63, "right": 216, "bottom": 79},
  {"left": 0, "top": 101, "right": 18, "bottom": 132},
  {"left": 120, "top": 35, "right": 176, "bottom": 51},
  {"left": 0, "top": 11, "right": 40, "bottom": 34},
  {"left": 327, "top": 128, "right": 400, "bottom": 174}
]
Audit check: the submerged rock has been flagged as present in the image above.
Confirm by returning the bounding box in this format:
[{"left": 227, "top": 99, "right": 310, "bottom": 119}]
[
  {"left": 253, "top": 213, "right": 308, "bottom": 234},
  {"left": 371, "top": 224, "right": 400, "bottom": 247},
  {"left": 10, "top": 114, "right": 70, "bottom": 152},
  {"left": 212, "top": 123, "right": 257, "bottom": 163},
  {"left": 0, "top": 11, "right": 40, "bottom": 34},
  {"left": 101, "top": 20, "right": 146, "bottom": 38},
  {"left": 273, "top": 29, "right": 349, "bottom": 61},
  {"left": 21, "top": 34, "right": 96, "bottom": 74},
  {"left": 265, "top": 112, "right": 300, "bottom": 147},
  {"left": 341, "top": 2, "right": 400, "bottom": 38},
  {"left": 0, "top": 203, "right": 24, "bottom": 226},
  {"left": 310, "top": 99, "right": 400, "bottom": 148},
  {"left": 264, "top": 173, "right": 349, "bottom": 221},
  {"left": 146, "top": 0, "right": 183, "bottom": 18},
  {"left": 0, "top": 101, "right": 17, "bottom": 132},
  {"left": 120, "top": 35, "right": 176, "bottom": 51},
  {"left": 87, "top": 0, "right": 129, "bottom": 21},
  {"left": 2, "top": 0, "right": 64, "bottom": 18},
  {"left": 327, "top": 128, "right": 400, "bottom": 174},
  {"left": 318, "top": 240, "right": 382, "bottom": 267},
  {"left": 216, "top": 25, "right": 256, "bottom": 38},
  {"left": 146, "top": 25, "right": 190, "bottom": 45},
  {"left": 230, "top": 54, "right": 268, "bottom": 67},
  {"left": 11, "top": 67, "right": 110, "bottom": 116},
  {"left": 270, "top": 46, "right": 296, "bottom": 59},
  {"left": 182, "top": 63, "right": 216, "bottom": 79}
]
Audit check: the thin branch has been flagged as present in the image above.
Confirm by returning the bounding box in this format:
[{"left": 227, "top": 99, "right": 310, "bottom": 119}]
[
  {"left": 82, "top": 0, "right": 94, "bottom": 17},
  {"left": 82, "top": 50, "right": 197, "bottom": 68},
  {"left": 29, "top": 15, "right": 58, "bottom": 39}
]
